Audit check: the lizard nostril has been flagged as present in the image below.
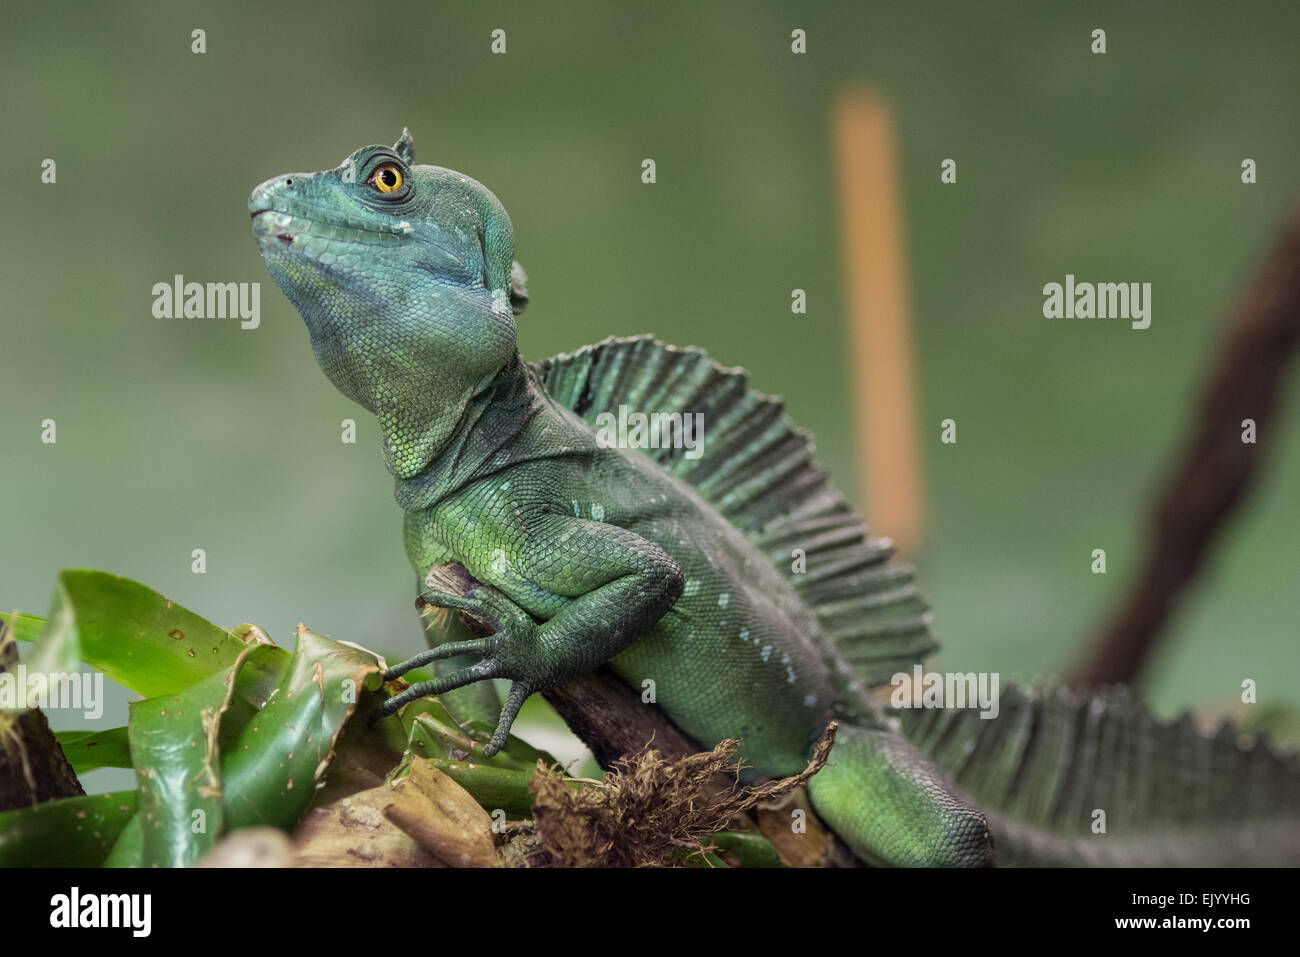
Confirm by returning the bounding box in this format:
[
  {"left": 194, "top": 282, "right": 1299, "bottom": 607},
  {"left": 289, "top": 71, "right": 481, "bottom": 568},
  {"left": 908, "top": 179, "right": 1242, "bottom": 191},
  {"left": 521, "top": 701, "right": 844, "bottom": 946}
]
[{"left": 285, "top": 178, "right": 293, "bottom": 186}]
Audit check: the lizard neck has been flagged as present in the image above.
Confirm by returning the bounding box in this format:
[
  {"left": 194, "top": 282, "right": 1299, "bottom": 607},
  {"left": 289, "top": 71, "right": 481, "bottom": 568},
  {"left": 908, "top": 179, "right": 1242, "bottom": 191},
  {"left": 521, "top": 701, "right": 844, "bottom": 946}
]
[{"left": 391, "top": 351, "right": 547, "bottom": 512}]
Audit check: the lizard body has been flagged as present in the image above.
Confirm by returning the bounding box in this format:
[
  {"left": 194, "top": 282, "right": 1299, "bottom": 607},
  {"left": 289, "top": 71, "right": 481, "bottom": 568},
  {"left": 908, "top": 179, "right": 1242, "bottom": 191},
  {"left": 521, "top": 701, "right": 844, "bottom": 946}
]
[{"left": 251, "top": 131, "right": 1300, "bottom": 866}]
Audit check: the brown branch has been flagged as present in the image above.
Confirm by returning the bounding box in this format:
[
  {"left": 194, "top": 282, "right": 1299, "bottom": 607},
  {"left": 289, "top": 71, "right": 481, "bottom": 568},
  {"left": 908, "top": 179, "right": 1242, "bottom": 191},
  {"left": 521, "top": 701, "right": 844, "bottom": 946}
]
[
  {"left": 1071, "top": 200, "right": 1300, "bottom": 689},
  {"left": 543, "top": 671, "right": 705, "bottom": 779},
  {"left": 0, "top": 618, "right": 84, "bottom": 812}
]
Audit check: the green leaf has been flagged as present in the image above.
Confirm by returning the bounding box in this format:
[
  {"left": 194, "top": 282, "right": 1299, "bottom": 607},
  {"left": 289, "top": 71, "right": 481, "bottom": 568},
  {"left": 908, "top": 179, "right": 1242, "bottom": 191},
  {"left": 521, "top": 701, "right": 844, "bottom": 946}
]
[
  {"left": 128, "top": 646, "right": 254, "bottom": 866},
  {"left": 394, "top": 690, "right": 560, "bottom": 772},
  {"left": 483, "top": 723, "right": 560, "bottom": 770},
  {"left": 55, "top": 727, "right": 133, "bottom": 773},
  {"left": 220, "top": 626, "right": 383, "bottom": 831},
  {"left": 422, "top": 754, "right": 537, "bottom": 818},
  {"left": 685, "top": 849, "right": 729, "bottom": 868},
  {"left": 26, "top": 570, "right": 250, "bottom": 697},
  {"left": 710, "top": 830, "right": 784, "bottom": 867},
  {"left": 4, "top": 572, "right": 402, "bottom": 866},
  {"left": 103, "top": 813, "right": 144, "bottom": 868},
  {"left": 0, "top": 791, "right": 138, "bottom": 867},
  {"left": 0, "top": 612, "right": 46, "bottom": 643}
]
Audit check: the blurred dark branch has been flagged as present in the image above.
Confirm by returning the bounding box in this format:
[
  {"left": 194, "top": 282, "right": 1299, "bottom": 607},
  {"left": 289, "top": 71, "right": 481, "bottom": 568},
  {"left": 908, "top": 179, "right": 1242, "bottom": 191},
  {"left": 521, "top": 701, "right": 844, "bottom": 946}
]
[{"left": 1071, "top": 200, "right": 1300, "bottom": 689}]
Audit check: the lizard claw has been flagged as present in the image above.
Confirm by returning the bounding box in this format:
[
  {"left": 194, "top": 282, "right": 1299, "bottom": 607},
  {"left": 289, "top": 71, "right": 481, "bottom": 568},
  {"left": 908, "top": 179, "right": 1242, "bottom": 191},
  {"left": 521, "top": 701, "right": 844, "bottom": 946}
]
[
  {"left": 382, "top": 636, "right": 497, "bottom": 682},
  {"left": 374, "top": 563, "right": 540, "bottom": 750},
  {"left": 484, "top": 680, "right": 533, "bottom": 757},
  {"left": 372, "top": 658, "right": 500, "bottom": 721}
]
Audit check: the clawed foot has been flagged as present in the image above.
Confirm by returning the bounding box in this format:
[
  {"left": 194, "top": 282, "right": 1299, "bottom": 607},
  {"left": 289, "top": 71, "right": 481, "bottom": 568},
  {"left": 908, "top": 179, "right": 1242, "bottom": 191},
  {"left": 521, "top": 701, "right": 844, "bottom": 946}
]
[{"left": 372, "top": 563, "right": 539, "bottom": 756}]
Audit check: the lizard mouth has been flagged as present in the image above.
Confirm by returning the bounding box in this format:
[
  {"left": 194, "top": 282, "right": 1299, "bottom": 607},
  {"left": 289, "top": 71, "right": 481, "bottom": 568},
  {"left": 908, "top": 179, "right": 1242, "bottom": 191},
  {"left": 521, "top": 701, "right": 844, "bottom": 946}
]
[
  {"left": 251, "top": 205, "right": 413, "bottom": 258},
  {"left": 251, "top": 209, "right": 295, "bottom": 245}
]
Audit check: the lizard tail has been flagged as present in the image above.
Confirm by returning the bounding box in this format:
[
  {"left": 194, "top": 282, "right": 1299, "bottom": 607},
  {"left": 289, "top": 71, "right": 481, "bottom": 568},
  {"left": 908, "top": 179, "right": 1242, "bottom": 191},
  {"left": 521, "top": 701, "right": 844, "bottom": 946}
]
[
  {"left": 897, "top": 682, "right": 1300, "bottom": 866},
  {"left": 982, "top": 810, "right": 1300, "bottom": 866},
  {"left": 807, "top": 722, "right": 994, "bottom": 867}
]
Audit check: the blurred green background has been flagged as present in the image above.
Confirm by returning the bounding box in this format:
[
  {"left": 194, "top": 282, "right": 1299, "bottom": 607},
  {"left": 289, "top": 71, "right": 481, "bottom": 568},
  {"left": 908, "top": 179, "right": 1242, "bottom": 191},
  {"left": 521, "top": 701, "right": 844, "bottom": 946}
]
[{"left": 4, "top": 1, "right": 1299, "bottom": 789}]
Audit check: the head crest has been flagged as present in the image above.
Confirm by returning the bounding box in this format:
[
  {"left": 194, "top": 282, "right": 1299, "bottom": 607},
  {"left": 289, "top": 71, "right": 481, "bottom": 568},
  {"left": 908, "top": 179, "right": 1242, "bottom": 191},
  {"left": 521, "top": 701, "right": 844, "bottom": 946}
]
[{"left": 394, "top": 128, "right": 414, "bottom": 164}]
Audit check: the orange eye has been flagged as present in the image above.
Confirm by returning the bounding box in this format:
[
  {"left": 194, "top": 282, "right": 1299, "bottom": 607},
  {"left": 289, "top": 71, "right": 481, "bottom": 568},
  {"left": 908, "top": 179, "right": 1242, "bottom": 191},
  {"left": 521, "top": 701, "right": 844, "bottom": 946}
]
[{"left": 371, "top": 163, "right": 403, "bottom": 193}]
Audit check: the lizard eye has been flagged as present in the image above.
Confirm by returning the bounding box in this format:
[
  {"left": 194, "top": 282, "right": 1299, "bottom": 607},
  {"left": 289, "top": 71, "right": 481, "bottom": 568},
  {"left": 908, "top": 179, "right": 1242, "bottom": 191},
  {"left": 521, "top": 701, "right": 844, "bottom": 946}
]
[{"left": 369, "top": 163, "right": 404, "bottom": 193}]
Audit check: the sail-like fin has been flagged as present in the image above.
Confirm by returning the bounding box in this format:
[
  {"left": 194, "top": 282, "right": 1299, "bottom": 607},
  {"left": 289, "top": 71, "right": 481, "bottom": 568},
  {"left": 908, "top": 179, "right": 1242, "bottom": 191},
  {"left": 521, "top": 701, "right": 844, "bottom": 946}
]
[{"left": 533, "top": 335, "right": 936, "bottom": 685}]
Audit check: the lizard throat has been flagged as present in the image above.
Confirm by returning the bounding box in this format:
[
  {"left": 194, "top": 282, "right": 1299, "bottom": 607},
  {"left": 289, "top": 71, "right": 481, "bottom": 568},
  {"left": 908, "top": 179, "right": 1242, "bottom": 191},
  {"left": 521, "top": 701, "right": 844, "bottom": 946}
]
[{"left": 391, "top": 353, "right": 545, "bottom": 512}]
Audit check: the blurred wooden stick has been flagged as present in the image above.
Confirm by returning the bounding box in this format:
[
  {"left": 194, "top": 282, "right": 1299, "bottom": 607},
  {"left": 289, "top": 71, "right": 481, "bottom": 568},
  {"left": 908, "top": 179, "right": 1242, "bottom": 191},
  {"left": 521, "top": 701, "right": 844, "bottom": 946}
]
[
  {"left": 832, "top": 87, "right": 923, "bottom": 556},
  {"left": 1071, "top": 200, "right": 1300, "bottom": 689}
]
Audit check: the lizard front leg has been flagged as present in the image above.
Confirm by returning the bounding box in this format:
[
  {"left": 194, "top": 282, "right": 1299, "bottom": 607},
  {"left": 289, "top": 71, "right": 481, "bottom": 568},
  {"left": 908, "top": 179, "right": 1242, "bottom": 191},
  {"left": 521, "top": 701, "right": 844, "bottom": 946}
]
[{"left": 378, "top": 513, "right": 684, "bottom": 755}]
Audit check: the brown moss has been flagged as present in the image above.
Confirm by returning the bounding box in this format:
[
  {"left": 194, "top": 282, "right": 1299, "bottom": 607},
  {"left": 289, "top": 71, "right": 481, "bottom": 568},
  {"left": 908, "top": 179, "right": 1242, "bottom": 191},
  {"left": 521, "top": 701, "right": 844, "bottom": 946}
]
[{"left": 526, "top": 724, "right": 836, "bottom": 867}]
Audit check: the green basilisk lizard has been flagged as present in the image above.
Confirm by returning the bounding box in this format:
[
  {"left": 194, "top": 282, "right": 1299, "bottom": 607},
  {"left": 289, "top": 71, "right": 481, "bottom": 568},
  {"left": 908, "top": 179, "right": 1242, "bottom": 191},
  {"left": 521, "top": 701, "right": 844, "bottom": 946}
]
[{"left": 250, "top": 130, "right": 1300, "bottom": 866}]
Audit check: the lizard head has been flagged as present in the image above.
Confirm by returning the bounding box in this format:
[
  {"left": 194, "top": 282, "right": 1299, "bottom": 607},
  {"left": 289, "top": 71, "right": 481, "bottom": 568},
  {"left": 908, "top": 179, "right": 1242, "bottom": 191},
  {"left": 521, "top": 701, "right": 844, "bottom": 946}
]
[{"left": 250, "top": 129, "right": 530, "bottom": 479}]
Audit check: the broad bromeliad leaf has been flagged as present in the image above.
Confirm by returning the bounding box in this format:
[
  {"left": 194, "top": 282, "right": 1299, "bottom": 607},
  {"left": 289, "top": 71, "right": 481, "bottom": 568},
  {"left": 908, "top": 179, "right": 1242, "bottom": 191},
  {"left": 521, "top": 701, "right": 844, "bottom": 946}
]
[
  {"left": 23, "top": 570, "right": 254, "bottom": 697},
  {"left": 126, "top": 648, "right": 256, "bottom": 866},
  {"left": 113, "top": 629, "right": 384, "bottom": 866},
  {"left": 0, "top": 791, "right": 138, "bottom": 866},
  {"left": 102, "top": 628, "right": 384, "bottom": 867},
  {"left": 219, "top": 626, "right": 384, "bottom": 832},
  {"left": 0, "top": 568, "right": 387, "bottom": 866},
  {"left": 1, "top": 570, "right": 574, "bottom": 867}
]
